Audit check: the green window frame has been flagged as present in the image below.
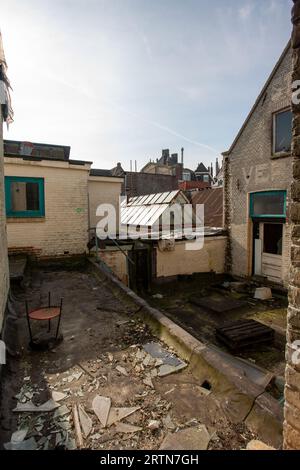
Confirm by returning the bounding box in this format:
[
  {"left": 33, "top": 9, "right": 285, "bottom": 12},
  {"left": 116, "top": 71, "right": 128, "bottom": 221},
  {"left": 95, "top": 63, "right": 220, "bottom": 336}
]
[
  {"left": 250, "top": 190, "right": 286, "bottom": 219},
  {"left": 5, "top": 176, "right": 45, "bottom": 218}
]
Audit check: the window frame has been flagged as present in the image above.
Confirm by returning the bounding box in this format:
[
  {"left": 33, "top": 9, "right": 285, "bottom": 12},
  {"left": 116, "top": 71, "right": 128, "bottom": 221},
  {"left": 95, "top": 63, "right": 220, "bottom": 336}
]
[
  {"left": 272, "top": 108, "right": 292, "bottom": 157},
  {"left": 249, "top": 190, "right": 287, "bottom": 219},
  {"left": 5, "top": 176, "right": 45, "bottom": 218}
]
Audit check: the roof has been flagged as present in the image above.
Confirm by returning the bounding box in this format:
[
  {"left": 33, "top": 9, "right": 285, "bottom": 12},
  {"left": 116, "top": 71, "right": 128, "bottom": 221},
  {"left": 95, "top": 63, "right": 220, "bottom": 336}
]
[
  {"left": 4, "top": 139, "right": 71, "bottom": 160},
  {"left": 90, "top": 168, "right": 124, "bottom": 178},
  {"left": 223, "top": 41, "right": 291, "bottom": 156},
  {"left": 195, "top": 162, "right": 208, "bottom": 173},
  {"left": 121, "top": 190, "right": 188, "bottom": 227},
  {"left": 4, "top": 154, "right": 92, "bottom": 166},
  {"left": 192, "top": 187, "right": 223, "bottom": 228}
]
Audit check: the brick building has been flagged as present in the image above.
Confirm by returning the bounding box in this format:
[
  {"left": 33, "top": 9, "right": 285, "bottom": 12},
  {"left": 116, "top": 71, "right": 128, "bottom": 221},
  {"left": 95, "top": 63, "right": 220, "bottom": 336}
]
[
  {"left": 0, "top": 33, "right": 11, "bottom": 335},
  {"left": 223, "top": 42, "right": 293, "bottom": 286},
  {"left": 3, "top": 140, "right": 123, "bottom": 258}
]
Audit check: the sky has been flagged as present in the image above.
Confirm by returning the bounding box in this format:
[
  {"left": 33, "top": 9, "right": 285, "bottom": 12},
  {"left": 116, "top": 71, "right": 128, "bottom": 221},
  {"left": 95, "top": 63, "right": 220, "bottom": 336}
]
[{"left": 0, "top": 0, "right": 293, "bottom": 171}]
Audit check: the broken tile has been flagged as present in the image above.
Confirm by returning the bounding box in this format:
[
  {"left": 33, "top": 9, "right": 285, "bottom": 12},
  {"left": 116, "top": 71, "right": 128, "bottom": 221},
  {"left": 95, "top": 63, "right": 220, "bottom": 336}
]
[
  {"left": 143, "top": 376, "right": 154, "bottom": 389},
  {"left": 116, "top": 365, "right": 128, "bottom": 376},
  {"left": 107, "top": 407, "right": 140, "bottom": 427},
  {"left": 52, "top": 391, "right": 67, "bottom": 402},
  {"left": 147, "top": 420, "right": 160, "bottom": 430},
  {"left": 78, "top": 404, "right": 92, "bottom": 438},
  {"left": 13, "top": 399, "right": 60, "bottom": 413},
  {"left": 114, "top": 422, "right": 142, "bottom": 434},
  {"left": 92, "top": 395, "right": 111, "bottom": 427},
  {"left": 11, "top": 428, "right": 28, "bottom": 444},
  {"left": 54, "top": 405, "right": 70, "bottom": 418},
  {"left": 158, "top": 363, "right": 187, "bottom": 377},
  {"left": 4, "top": 437, "right": 37, "bottom": 450},
  {"left": 162, "top": 414, "right": 176, "bottom": 431}
]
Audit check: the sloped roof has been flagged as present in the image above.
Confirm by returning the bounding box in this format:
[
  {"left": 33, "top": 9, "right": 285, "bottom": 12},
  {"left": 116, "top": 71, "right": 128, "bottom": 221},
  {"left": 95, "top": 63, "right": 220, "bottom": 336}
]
[
  {"left": 121, "top": 190, "right": 188, "bottom": 227},
  {"left": 192, "top": 187, "right": 223, "bottom": 228},
  {"left": 223, "top": 41, "right": 291, "bottom": 156},
  {"left": 195, "top": 162, "right": 208, "bottom": 173}
]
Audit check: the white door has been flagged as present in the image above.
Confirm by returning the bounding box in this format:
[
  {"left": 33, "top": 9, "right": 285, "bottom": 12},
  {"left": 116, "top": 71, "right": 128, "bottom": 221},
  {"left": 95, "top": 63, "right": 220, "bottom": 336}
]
[{"left": 260, "top": 222, "right": 283, "bottom": 283}]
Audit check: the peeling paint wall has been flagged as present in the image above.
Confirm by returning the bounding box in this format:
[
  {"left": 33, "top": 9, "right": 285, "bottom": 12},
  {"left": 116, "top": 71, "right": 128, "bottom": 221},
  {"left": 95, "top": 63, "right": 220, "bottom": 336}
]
[
  {"left": 0, "top": 107, "right": 9, "bottom": 331},
  {"left": 155, "top": 237, "right": 226, "bottom": 278}
]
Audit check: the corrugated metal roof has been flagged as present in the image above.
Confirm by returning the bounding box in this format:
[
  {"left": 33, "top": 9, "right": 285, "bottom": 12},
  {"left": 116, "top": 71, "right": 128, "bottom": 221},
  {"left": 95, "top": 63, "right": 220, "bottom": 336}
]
[{"left": 191, "top": 187, "right": 223, "bottom": 228}]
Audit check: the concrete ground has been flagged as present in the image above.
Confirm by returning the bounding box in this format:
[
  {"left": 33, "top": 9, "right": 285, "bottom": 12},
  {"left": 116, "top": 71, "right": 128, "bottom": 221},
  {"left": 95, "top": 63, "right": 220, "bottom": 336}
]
[
  {"left": 146, "top": 275, "right": 287, "bottom": 377},
  {"left": 0, "top": 264, "right": 260, "bottom": 451}
]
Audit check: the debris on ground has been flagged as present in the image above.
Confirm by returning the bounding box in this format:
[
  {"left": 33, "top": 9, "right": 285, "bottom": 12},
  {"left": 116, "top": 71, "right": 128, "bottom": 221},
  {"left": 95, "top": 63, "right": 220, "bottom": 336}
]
[
  {"left": 254, "top": 287, "right": 272, "bottom": 301},
  {"left": 160, "top": 425, "right": 211, "bottom": 450},
  {"left": 0, "top": 268, "right": 264, "bottom": 451},
  {"left": 246, "top": 440, "right": 275, "bottom": 451}
]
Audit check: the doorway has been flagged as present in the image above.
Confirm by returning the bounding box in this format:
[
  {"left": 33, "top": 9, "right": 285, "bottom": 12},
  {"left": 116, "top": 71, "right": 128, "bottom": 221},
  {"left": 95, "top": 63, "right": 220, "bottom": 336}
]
[{"left": 253, "top": 221, "right": 283, "bottom": 283}]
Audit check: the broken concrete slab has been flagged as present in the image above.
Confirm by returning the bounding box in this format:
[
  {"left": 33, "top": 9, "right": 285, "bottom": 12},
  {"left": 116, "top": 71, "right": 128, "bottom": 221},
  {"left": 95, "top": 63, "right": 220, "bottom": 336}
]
[
  {"left": 92, "top": 395, "right": 111, "bottom": 427},
  {"left": 106, "top": 407, "right": 140, "bottom": 427},
  {"left": 78, "top": 404, "right": 92, "bottom": 438},
  {"left": 159, "top": 425, "right": 211, "bottom": 450}
]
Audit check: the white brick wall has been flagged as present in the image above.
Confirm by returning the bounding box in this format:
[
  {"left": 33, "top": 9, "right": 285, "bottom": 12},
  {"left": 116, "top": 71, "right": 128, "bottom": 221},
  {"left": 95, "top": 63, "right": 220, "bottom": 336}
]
[
  {"left": 226, "top": 46, "right": 292, "bottom": 286},
  {"left": 4, "top": 158, "right": 90, "bottom": 258}
]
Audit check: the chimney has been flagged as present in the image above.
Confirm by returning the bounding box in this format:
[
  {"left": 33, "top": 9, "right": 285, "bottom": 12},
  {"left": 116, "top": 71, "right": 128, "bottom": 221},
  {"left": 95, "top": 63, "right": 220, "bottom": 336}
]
[
  {"left": 216, "top": 157, "right": 219, "bottom": 176},
  {"left": 135, "top": 160, "right": 137, "bottom": 172},
  {"left": 181, "top": 147, "right": 184, "bottom": 166},
  {"left": 171, "top": 153, "right": 178, "bottom": 164},
  {"left": 162, "top": 149, "right": 170, "bottom": 165}
]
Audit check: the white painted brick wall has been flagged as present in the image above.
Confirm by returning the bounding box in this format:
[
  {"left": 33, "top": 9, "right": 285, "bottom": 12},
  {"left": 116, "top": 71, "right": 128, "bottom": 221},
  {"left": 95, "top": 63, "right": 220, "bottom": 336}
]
[{"left": 4, "top": 158, "right": 90, "bottom": 258}]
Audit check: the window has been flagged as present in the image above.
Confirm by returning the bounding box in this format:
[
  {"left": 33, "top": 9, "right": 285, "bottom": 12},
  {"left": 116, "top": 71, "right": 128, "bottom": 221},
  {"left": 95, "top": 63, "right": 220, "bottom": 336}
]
[
  {"left": 182, "top": 171, "right": 191, "bottom": 181},
  {"left": 5, "top": 176, "right": 45, "bottom": 217},
  {"left": 273, "top": 109, "right": 292, "bottom": 154},
  {"left": 250, "top": 191, "right": 286, "bottom": 218},
  {"left": 263, "top": 223, "right": 282, "bottom": 255},
  {"left": 203, "top": 175, "right": 210, "bottom": 182}
]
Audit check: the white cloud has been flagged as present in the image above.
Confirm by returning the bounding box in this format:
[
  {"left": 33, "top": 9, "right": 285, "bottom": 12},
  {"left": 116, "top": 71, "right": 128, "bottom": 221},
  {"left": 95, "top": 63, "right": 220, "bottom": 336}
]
[{"left": 238, "top": 3, "right": 254, "bottom": 20}]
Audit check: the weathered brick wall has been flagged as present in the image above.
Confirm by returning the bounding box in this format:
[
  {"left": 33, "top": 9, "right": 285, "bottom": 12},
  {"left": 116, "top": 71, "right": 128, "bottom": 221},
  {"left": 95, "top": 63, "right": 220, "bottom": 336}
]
[
  {"left": 4, "top": 158, "right": 90, "bottom": 258},
  {"left": 0, "top": 108, "right": 9, "bottom": 331},
  {"left": 122, "top": 172, "right": 178, "bottom": 197},
  {"left": 284, "top": 0, "right": 300, "bottom": 449},
  {"left": 224, "top": 46, "right": 293, "bottom": 286}
]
